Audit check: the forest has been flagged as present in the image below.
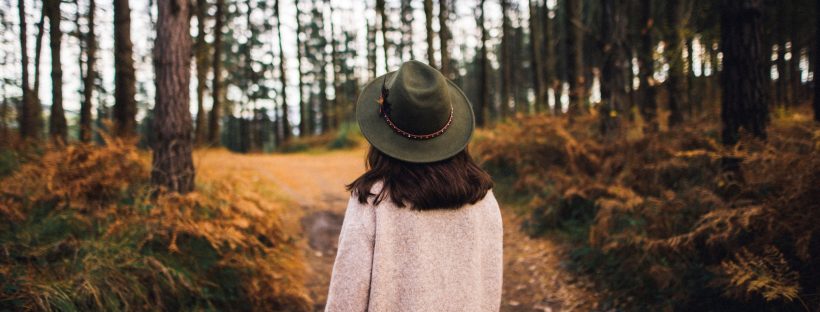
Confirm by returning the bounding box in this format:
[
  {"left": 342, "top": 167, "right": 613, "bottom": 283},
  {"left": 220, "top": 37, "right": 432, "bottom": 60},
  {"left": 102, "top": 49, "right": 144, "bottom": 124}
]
[{"left": 0, "top": 0, "right": 819, "bottom": 311}]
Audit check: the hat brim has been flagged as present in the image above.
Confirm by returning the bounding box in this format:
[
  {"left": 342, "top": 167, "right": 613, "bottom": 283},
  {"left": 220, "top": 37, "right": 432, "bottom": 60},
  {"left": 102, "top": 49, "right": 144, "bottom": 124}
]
[{"left": 356, "top": 72, "right": 475, "bottom": 163}]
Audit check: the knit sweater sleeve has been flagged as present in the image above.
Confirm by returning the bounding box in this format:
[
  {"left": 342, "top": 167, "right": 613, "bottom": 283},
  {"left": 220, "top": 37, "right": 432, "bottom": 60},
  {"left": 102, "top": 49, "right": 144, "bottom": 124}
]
[{"left": 325, "top": 195, "right": 377, "bottom": 312}]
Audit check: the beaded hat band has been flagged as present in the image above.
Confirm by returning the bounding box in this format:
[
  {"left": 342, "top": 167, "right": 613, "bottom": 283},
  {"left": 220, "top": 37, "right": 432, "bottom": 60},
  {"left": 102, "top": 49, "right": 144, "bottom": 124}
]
[{"left": 377, "top": 81, "right": 454, "bottom": 140}]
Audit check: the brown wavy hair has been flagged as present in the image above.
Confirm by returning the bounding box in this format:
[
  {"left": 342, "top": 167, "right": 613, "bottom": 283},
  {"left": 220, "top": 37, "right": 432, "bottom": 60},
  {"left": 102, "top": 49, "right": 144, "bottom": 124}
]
[{"left": 346, "top": 146, "right": 494, "bottom": 210}]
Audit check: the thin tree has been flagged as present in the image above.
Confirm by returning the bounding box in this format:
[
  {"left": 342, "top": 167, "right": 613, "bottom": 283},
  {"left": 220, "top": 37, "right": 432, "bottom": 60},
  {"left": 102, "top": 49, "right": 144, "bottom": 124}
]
[
  {"left": 424, "top": 0, "right": 435, "bottom": 67},
  {"left": 80, "top": 0, "right": 96, "bottom": 142},
  {"left": 46, "top": 0, "right": 66, "bottom": 142},
  {"left": 399, "top": 0, "right": 414, "bottom": 60},
  {"left": 366, "top": 4, "right": 377, "bottom": 79},
  {"left": 565, "top": 0, "right": 584, "bottom": 116},
  {"left": 152, "top": 0, "right": 195, "bottom": 193},
  {"left": 529, "top": 0, "right": 545, "bottom": 111},
  {"left": 208, "top": 0, "right": 224, "bottom": 145},
  {"left": 637, "top": 0, "right": 657, "bottom": 131},
  {"left": 275, "top": 0, "right": 291, "bottom": 140},
  {"left": 666, "top": 0, "right": 691, "bottom": 126},
  {"left": 544, "top": 0, "right": 560, "bottom": 114},
  {"left": 719, "top": 0, "right": 768, "bottom": 145},
  {"left": 500, "top": 0, "right": 512, "bottom": 118},
  {"left": 295, "top": 0, "right": 309, "bottom": 136},
  {"left": 438, "top": 0, "right": 451, "bottom": 78},
  {"left": 113, "top": 0, "right": 137, "bottom": 138},
  {"left": 194, "top": 0, "right": 209, "bottom": 145},
  {"left": 476, "top": 0, "right": 489, "bottom": 126},
  {"left": 376, "top": 0, "right": 389, "bottom": 72},
  {"left": 599, "top": 0, "right": 628, "bottom": 136},
  {"left": 815, "top": 0, "right": 820, "bottom": 122},
  {"left": 17, "top": 0, "right": 39, "bottom": 139},
  {"left": 33, "top": 9, "right": 45, "bottom": 113},
  {"left": 327, "top": 0, "right": 341, "bottom": 129}
]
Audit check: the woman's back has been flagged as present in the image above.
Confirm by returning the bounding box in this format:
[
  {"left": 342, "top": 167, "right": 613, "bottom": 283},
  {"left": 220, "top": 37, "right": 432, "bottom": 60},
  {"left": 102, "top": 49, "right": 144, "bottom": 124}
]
[
  {"left": 325, "top": 183, "right": 503, "bottom": 312},
  {"left": 326, "top": 60, "right": 502, "bottom": 311}
]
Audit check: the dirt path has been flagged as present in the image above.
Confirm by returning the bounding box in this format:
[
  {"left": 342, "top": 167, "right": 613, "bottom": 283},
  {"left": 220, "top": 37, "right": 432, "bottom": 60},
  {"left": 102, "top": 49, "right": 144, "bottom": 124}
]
[{"left": 204, "top": 148, "right": 601, "bottom": 311}]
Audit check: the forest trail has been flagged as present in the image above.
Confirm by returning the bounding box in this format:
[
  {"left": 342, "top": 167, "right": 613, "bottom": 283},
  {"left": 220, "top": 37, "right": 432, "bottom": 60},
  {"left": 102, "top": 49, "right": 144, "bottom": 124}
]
[{"left": 200, "top": 148, "right": 601, "bottom": 311}]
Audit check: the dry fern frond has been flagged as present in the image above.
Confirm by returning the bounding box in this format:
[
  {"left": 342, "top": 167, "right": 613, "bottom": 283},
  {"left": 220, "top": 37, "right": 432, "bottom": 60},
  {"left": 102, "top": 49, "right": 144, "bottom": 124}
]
[{"left": 713, "top": 246, "right": 800, "bottom": 302}]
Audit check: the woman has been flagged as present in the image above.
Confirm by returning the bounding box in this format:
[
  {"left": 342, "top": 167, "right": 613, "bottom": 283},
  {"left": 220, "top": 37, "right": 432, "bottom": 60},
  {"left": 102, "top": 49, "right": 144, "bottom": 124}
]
[{"left": 325, "top": 60, "right": 502, "bottom": 311}]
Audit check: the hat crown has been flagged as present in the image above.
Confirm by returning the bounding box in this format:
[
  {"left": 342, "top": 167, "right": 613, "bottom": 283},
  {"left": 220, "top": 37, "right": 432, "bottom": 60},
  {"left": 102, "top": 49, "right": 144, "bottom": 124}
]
[{"left": 385, "top": 61, "right": 452, "bottom": 135}]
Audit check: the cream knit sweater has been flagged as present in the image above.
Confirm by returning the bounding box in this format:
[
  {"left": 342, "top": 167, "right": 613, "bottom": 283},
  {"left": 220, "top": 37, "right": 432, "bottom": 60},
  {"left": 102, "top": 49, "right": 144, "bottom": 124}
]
[{"left": 325, "top": 184, "right": 503, "bottom": 312}]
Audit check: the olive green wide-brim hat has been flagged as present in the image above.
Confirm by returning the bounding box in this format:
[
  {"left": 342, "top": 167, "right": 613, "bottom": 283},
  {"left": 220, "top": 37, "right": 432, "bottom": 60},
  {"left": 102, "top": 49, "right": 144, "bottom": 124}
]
[{"left": 356, "top": 60, "right": 475, "bottom": 163}]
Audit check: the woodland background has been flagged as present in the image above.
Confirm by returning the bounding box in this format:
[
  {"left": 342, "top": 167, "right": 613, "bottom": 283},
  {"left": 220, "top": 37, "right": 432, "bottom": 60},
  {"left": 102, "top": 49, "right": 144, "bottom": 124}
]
[{"left": 0, "top": 0, "right": 819, "bottom": 311}]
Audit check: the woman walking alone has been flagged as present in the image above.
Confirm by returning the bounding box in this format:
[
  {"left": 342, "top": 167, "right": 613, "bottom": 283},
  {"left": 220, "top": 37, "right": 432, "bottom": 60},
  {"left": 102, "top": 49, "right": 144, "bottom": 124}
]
[{"left": 325, "top": 60, "right": 503, "bottom": 312}]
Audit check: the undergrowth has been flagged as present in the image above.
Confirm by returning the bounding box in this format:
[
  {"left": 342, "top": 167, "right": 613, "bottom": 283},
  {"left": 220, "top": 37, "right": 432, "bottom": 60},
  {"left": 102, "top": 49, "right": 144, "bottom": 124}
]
[
  {"left": 474, "top": 110, "right": 820, "bottom": 311},
  {"left": 0, "top": 137, "right": 311, "bottom": 311},
  {"left": 279, "top": 122, "right": 362, "bottom": 153}
]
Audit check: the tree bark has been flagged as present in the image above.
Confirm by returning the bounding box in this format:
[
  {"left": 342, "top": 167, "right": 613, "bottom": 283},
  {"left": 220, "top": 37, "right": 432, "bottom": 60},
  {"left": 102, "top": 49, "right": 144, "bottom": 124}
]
[
  {"left": 666, "top": 0, "right": 690, "bottom": 127},
  {"left": 424, "top": 0, "right": 436, "bottom": 67},
  {"left": 600, "top": 0, "right": 628, "bottom": 136},
  {"left": 194, "top": 0, "right": 209, "bottom": 145},
  {"left": 296, "top": 0, "right": 310, "bottom": 136},
  {"left": 542, "top": 0, "right": 558, "bottom": 114},
  {"left": 18, "top": 0, "right": 40, "bottom": 139},
  {"left": 719, "top": 0, "right": 768, "bottom": 145},
  {"left": 637, "top": 0, "right": 657, "bottom": 131},
  {"left": 500, "top": 0, "right": 512, "bottom": 118},
  {"left": 152, "top": 0, "right": 195, "bottom": 194},
  {"left": 399, "top": 0, "right": 414, "bottom": 60},
  {"left": 477, "top": 0, "right": 488, "bottom": 126},
  {"left": 566, "top": 0, "right": 585, "bottom": 116},
  {"left": 377, "top": 0, "right": 389, "bottom": 72},
  {"left": 80, "top": 0, "right": 96, "bottom": 142},
  {"left": 366, "top": 5, "right": 377, "bottom": 79},
  {"left": 529, "top": 0, "right": 545, "bottom": 112},
  {"left": 33, "top": 11, "right": 45, "bottom": 104},
  {"left": 328, "top": 0, "right": 341, "bottom": 130},
  {"left": 439, "top": 0, "right": 452, "bottom": 78},
  {"left": 208, "top": 0, "right": 224, "bottom": 145},
  {"left": 113, "top": 0, "right": 137, "bottom": 138},
  {"left": 275, "top": 0, "right": 291, "bottom": 140},
  {"left": 45, "top": 0, "right": 66, "bottom": 142},
  {"left": 815, "top": 0, "right": 820, "bottom": 122}
]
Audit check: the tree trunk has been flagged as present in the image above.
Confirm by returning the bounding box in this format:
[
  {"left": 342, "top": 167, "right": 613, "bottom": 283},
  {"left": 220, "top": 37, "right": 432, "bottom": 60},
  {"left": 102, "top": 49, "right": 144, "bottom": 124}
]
[
  {"left": 500, "top": 0, "right": 512, "bottom": 118},
  {"left": 194, "top": 0, "right": 209, "bottom": 145},
  {"left": 815, "top": 0, "right": 820, "bottom": 122},
  {"left": 399, "top": 0, "right": 414, "bottom": 60},
  {"left": 46, "top": 0, "right": 66, "bottom": 142},
  {"left": 377, "top": 0, "right": 390, "bottom": 72},
  {"left": 328, "top": 0, "right": 342, "bottom": 129},
  {"left": 275, "top": 0, "right": 291, "bottom": 140},
  {"left": 296, "top": 0, "right": 310, "bottom": 136},
  {"left": 113, "top": 0, "right": 137, "bottom": 138},
  {"left": 637, "top": 0, "right": 657, "bottom": 131},
  {"left": 208, "top": 0, "right": 224, "bottom": 145},
  {"left": 80, "top": 0, "right": 96, "bottom": 142},
  {"left": 720, "top": 0, "right": 768, "bottom": 145},
  {"left": 599, "top": 0, "right": 628, "bottom": 136},
  {"left": 439, "top": 0, "right": 452, "bottom": 78},
  {"left": 544, "top": 0, "right": 562, "bottom": 115},
  {"left": 152, "top": 0, "right": 195, "bottom": 194},
  {"left": 529, "top": 0, "right": 545, "bottom": 112},
  {"left": 477, "top": 0, "right": 488, "bottom": 126},
  {"left": 424, "top": 0, "right": 436, "bottom": 67},
  {"left": 367, "top": 7, "right": 377, "bottom": 79},
  {"left": 33, "top": 11, "right": 45, "bottom": 106},
  {"left": 566, "top": 0, "right": 585, "bottom": 116},
  {"left": 666, "top": 0, "right": 690, "bottom": 127},
  {"left": 18, "top": 0, "right": 38, "bottom": 139}
]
